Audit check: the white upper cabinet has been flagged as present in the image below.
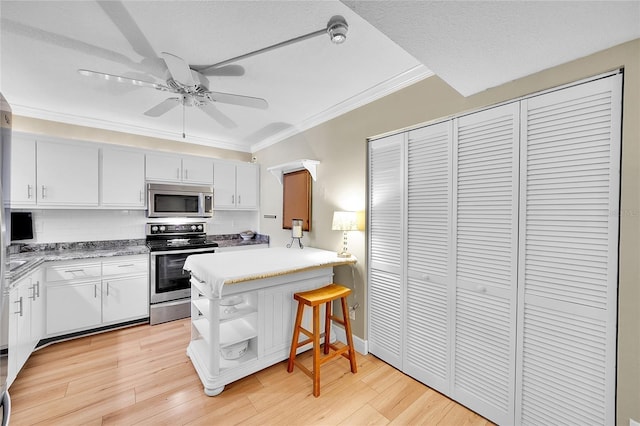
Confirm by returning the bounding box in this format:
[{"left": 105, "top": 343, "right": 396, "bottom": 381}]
[
  {"left": 146, "top": 153, "right": 213, "bottom": 185},
  {"left": 37, "top": 139, "right": 99, "bottom": 206},
  {"left": 213, "top": 161, "right": 259, "bottom": 210},
  {"left": 4, "top": 133, "right": 36, "bottom": 206},
  {"left": 182, "top": 156, "right": 214, "bottom": 184},
  {"left": 101, "top": 148, "right": 145, "bottom": 208}
]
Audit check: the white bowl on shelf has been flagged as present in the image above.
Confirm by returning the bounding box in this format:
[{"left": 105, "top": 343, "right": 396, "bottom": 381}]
[{"left": 220, "top": 340, "right": 248, "bottom": 360}]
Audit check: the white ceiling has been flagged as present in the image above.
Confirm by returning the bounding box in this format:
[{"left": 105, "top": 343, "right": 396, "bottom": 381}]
[{"left": 1, "top": 1, "right": 638, "bottom": 154}]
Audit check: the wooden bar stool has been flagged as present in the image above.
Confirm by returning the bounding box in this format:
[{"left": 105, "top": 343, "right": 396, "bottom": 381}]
[{"left": 287, "top": 283, "right": 357, "bottom": 397}]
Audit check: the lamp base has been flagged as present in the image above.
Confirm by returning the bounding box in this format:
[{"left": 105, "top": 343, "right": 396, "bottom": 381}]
[{"left": 337, "top": 251, "right": 351, "bottom": 258}]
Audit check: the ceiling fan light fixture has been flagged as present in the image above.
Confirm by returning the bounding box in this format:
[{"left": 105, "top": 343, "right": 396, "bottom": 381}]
[{"left": 327, "top": 16, "right": 348, "bottom": 44}]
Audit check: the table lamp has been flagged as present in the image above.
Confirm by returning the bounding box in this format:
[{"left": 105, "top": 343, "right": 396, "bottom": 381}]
[{"left": 332, "top": 211, "right": 358, "bottom": 257}]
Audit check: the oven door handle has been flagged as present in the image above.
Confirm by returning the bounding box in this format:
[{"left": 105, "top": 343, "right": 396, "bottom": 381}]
[{"left": 149, "top": 247, "right": 217, "bottom": 256}]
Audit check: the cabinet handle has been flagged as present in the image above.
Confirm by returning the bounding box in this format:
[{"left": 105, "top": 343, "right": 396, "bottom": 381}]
[
  {"left": 238, "top": 195, "right": 241, "bottom": 204},
  {"left": 94, "top": 284, "right": 98, "bottom": 298},
  {"left": 184, "top": 169, "right": 188, "bottom": 180},
  {"left": 106, "top": 282, "right": 110, "bottom": 296},
  {"left": 14, "top": 297, "right": 23, "bottom": 316},
  {"left": 232, "top": 195, "right": 234, "bottom": 204},
  {"left": 27, "top": 184, "right": 32, "bottom": 199},
  {"left": 117, "top": 264, "right": 135, "bottom": 268},
  {"left": 41, "top": 185, "right": 47, "bottom": 199},
  {"left": 29, "top": 285, "right": 37, "bottom": 301},
  {"left": 65, "top": 269, "right": 84, "bottom": 273},
  {"left": 177, "top": 168, "right": 181, "bottom": 179},
  {"left": 35, "top": 281, "right": 40, "bottom": 298}
]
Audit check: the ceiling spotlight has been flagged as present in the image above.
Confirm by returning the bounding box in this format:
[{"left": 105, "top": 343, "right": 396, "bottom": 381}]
[{"left": 327, "top": 16, "right": 348, "bottom": 44}]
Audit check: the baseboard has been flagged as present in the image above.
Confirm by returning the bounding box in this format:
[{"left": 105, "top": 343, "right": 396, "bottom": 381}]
[{"left": 334, "top": 326, "right": 368, "bottom": 355}]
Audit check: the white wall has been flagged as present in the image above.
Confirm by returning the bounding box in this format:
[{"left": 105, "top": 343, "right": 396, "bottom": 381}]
[{"left": 11, "top": 209, "right": 259, "bottom": 244}]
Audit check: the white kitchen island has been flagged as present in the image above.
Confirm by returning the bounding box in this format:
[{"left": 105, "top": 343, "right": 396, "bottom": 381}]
[{"left": 183, "top": 247, "right": 356, "bottom": 396}]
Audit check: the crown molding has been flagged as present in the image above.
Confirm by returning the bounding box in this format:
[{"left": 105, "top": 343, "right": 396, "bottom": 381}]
[
  {"left": 250, "top": 64, "right": 433, "bottom": 152},
  {"left": 10, "top": 105, "right": 251, "bottom": 153}
]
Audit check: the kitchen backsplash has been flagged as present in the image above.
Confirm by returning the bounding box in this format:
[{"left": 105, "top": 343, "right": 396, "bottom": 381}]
[{"left": 10, "top": 209, "right": 260, "bottom": 243}]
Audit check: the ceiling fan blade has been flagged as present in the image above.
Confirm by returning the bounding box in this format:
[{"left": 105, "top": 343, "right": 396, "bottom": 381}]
[
  {"left": 97, "top": 1, "right": 157, "bottom": 59},
  {"left": 144, "top": 97, "right": 181, "bottom": 117},
  {"left": 195, "top": 64, "right": 245, "bottom": 77},
  {"left": 206, "top": 91, "right": 268, "bottom": 110},
  {"left": 78, "top": 69, "right": 169, "bottom": 91},
  {"left": 198, "top": 103, "right": 237, "bottom": 129},
  {"left": 161, "top": 52, "right": 195, "bottom": 86}
]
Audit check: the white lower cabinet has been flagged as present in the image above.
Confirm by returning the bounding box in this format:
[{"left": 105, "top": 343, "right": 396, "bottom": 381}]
[
  {"left": 8, "top": 267, "right": 43, "bottom": 387},
  {"left": 47, "top": 280, "right": 102, "bottom": 334},
  {"left": 45, "top": 255, "right": 149, "bottom": 337}
]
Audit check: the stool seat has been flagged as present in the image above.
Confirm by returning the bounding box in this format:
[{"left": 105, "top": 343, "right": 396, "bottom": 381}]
[{"left": 287, "top": 283, "right": 357, "bottom": 397}]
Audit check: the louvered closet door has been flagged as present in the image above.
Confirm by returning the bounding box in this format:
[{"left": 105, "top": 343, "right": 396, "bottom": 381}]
[
  {"left": 516, "top": 75, "right": 621, "bottom": 425},
  {"left": 452, "top": 102, "right": 520, "bottom": 425},
  {"left": 404, "top": 121, "right": 452, "bottom": 394},
  {"left": 368, "top": 133, "right": 405, "bottom": 369}
]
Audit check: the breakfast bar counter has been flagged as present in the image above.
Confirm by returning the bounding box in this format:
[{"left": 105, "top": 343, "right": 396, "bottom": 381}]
[{"left": 183, "top": 247, "right": 356, "bottom": 396}]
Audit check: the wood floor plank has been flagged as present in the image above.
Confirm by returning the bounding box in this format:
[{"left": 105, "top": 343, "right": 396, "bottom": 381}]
[{"left": 10, "top": 319, "right": 493, "bottom": 426}]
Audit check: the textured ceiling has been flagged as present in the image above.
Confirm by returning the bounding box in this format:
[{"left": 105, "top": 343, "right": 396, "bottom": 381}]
[
  {"left": 343, "top": 1, "right": 640, "bottom": 96},
  {"left": 1, "top": 1, "right": 639, "bottom": 153}
]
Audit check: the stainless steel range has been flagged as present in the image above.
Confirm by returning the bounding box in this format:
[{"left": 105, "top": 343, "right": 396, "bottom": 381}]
[{"left": 146, "top": 222, "right": 218, "bottom": 325}]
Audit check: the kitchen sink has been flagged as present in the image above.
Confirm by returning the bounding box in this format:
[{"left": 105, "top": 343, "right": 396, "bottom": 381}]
[{"left": 8, "top": 259, "right": 27, "bottom": 271}]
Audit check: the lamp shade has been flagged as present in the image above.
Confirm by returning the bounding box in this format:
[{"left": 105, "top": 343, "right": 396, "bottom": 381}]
[{"left": 331, "top": 211, "right": 358, "bottom": 231}]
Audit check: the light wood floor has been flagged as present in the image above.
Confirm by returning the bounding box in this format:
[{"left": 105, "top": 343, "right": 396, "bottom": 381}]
[{"left": 9, "top": 319, "right": 493, "bottom": 425}]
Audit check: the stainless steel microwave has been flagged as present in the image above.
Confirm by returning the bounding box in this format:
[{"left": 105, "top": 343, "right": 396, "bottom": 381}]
[{"left": 147, "top": 183, "right": 213, "bottom": 218}]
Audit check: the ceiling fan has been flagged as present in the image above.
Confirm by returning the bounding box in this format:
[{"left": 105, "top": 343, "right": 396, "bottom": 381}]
[
  {"left": 77, "top": 9, "right": 349, "bottom": 135},
  {"left": 79, "top": 51, "right": 267, "bottom": 131}
]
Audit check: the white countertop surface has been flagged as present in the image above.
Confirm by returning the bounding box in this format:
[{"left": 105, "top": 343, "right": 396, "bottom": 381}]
[{"left": 184, "top": 247, "right": 356, "bottom": 298}]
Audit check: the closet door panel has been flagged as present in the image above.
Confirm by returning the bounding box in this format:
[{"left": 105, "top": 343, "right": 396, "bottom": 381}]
[
  {"left": 516, "top": 75, "right": 621, "bottom": 425},
  {"left": 452, "top": 102, "right": 520, "bottom": 425},
  {"left": 404, "top": 122, "right": 452, "bottom": 393},
  {"left": 368, "top": 134, "right": 404, "bottom": 369}
]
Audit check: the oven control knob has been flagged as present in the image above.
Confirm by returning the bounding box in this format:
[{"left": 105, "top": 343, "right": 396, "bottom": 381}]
[
  {"left": 191, "top": 225, "right": 197, "bottom": 231},
  {"left": 159, "top": 226, "right": 166, "bottom": 232},
  {"left": 151, "top": 226, "right": 158, "bottom": 233},
  {"left": 197, "top": 225, "right": 203, "bottom": 231}
]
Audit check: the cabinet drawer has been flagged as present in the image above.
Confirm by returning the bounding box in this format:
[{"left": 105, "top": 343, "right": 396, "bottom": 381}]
[
  {"left": 103, "top": 258, "right": 148, "bottom": 276},
  {"left": 46, "top": 262, "right": 102, "bottom": 282}
]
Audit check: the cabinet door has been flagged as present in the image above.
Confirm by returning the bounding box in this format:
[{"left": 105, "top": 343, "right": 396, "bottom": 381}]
[
  {"left": 182, "top": 156, "right": 213, "bottom": 184},
  {"left": 235, "top": 164, "right": 258, "bottom": 209},
  {"left": 367, "top": 133, "right": 404, "bottom": 370},
  {"left": 103, "top": 275, "right": 149, "bottom": 323},
  {"left": 451, "top": 102, "right": 520, "bottom": 425},
  {"left": 102, "top": 148, "right": 145, "bottom": 207},
  {"left": 7, "top": 286, "right": 21, "bottom": 385},
  {"left": 515, "top": 75, "right": 621, "bottom": 426},
  {"left": 405, "top": 121, "right": 453, "bottom": 394},
  {"left": 37, "top": 140, "right": 99, "bottom": 206},
  {"left": 27, "top": 269, "right": 44, "bottom": 349},
  {"left": 46, "top": 281, "right": 102, "bottom": 335},
  {"left": 213, "top": 161, "right": 236, "bottom": 209},
  {"left": 5, "top": 134, "right": 36, "bottom": 206},
  {"left": 146, "top": 153, "right": 182, "bottom": 182}
]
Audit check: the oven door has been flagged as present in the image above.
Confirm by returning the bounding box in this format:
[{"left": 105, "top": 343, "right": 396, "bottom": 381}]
[{"left": 150, "top": 247, "right": 216, "bottom": 304}]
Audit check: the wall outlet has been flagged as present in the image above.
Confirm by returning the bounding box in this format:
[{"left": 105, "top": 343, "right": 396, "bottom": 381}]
[{"left": 349, "top": 308, "right": 355, "bottom": 321}]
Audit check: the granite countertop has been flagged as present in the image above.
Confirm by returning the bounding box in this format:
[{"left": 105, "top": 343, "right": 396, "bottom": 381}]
[{"left": 7, "top": 234, "right": 269, "bottom": 284}]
